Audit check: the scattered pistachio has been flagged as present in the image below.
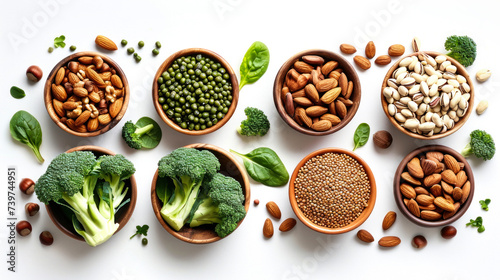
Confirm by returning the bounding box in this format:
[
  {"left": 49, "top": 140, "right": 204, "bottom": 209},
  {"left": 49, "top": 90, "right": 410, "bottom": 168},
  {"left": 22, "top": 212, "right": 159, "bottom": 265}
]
[
  {"left": 476, "top": 100, "right": 488, "bottom": 115},
  {"left": 476, "top": 69, "right": 491, "bottom": 82}
]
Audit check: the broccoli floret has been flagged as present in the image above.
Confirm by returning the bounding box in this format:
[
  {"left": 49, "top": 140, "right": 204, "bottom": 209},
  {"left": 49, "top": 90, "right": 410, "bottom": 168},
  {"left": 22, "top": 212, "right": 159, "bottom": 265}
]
[
  {"left": 462, "top": 129, "right": 495, "bottom": 161},
  {"left": 444, "top": 35, "right": 477, "bottom": 67},
  {"left": 188, "top": 173, "right": 246, "bottom": 238},
  {"left": 35, "top": 151, "right": 136, "bottom": 246},
  {"left": 157, "top": 148, "right": 221, "bottom": 231},
  {"left": 237, "top": 107, "right": 270, "bottom": 136},
  {"left": 121, "top": 117, "right": 162, "bottom": 149},
  {"left": 97, "top": 154, "right": 135, "bottom": 213}
]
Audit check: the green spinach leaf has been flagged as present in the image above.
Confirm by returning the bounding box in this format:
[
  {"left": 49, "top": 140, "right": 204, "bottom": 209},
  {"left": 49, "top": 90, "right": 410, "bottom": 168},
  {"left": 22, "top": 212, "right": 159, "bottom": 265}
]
[
  {"left": 9, "top": 110, "right": 44, "bottom": 163},
  {"left": 54, "top": 35, "right": 66, "bottom": 48},
  {"left": 239, "top": 41, "right": 270, "bottom": 90},
  {"left": 230, "top": 147, "right": 289, "bottom": 187},
  {"left": 135, "top": 117, "right": 162, "bottom": 149},
  {"left": 353, "top": 123, "right": 370, "bottom": 151},
  {"left": 10, "top": 86, "right": 25, "bottom": 99}
]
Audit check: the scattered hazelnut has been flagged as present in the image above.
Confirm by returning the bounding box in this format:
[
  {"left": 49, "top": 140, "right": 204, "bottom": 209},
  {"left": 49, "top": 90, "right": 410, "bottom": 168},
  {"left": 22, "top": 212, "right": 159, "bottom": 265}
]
[
  {"left": 19, "top": 178, "right": 35, "bottom": 195},
  {"left": 39, "top": 231, "right": 54, "bottom": 245},
  {"left": 16, "top": 220, "right": 32, "bottom": 236},
  {"left": 254, "top": 199, "right": 260, "bottom": 206},
  {"left": 373, "top": 130, "right": 393, "bottom": 149},
  {"left": 411, "top": 235, "right": 427, "bottom": 249},
  {"left": 26, "top": 65, "right": 43, "bottom": 82},
  {"left": 441, "top": 225, "right": 457, "bottom": 239},
  {"left": 25, "top": 202, "right": 40, "bottom": 216}
]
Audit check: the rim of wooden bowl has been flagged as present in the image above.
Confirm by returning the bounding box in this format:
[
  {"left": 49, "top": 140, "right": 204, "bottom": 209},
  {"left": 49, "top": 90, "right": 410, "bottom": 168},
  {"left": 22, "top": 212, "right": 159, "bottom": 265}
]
[
  {"left": 289, "top": 147, "right": 376, "bottom": 234},
  {"left": 273, "top": 49, "right": 361, "bottom": 136},
  {"left": 393, "top": 144, "right": 475, "bottom": 227},
  {"left": 380, "top": 51, "right": 475, "bottom": 140},
  {"left": 152, "top": 48, "right": 239, "bottom": 136},
  {"left": 45, "top": 145, "right": 137, "bottom": 242},
  {"left": 151, "top": 143, "right": 250, "bottom": 243},
  {"left": 44, "top": 51, "right": 130, "bottom": 137}
]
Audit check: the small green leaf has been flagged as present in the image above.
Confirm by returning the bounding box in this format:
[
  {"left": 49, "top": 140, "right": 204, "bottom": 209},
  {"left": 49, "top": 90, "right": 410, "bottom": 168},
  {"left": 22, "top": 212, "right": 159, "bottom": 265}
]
[
  {"left": 10, "top": 86, "right": 25, "bottom": 99},
  {"left": 353, "top": 123, "right": 370, "bottom": 151},
  {"left": 54, "top": 35, "right": 66, "bottom": 48},
  {"left": 480, "top": 199, "right": 491, "bottom": 211},
  {"left": 239, "top": 41, "right": 270, "bottom": 90},
  {"left": 478, "top": 225, "right": 485, "bottom": 233},
  {"left": 130, "top": 224, "right": 149, "bottom": 239}
]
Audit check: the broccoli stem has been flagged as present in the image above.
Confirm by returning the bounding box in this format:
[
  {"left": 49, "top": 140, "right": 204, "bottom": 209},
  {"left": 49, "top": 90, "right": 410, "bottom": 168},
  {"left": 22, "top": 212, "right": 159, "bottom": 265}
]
[
  {"left": 189, "top": 197, "right": 221, "bottom": 227},
  {"left": 135, "top": 124, "right": 154, "bottom": 136},
  {"left": 462, "top": 143, "right": 472, "bottom": 157}
]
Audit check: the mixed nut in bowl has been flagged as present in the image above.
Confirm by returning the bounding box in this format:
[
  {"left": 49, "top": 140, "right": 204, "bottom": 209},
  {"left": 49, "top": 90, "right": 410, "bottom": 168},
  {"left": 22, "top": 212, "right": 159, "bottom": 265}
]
[
  {"left": 152, "top": 48, "right": 239, "bottom": 135},
  {"left": 151, "top": 143, "right": 250, "bottom": 244},
  {"left": 289, "top": 148, "right": 376, "bottom": 234},
  {"left": 394, "top": 145, "right": 474, "bottom": 227},
  {"left": 381, "top": 51, "right": 474, "bottom": 140},
  {"left": 273, "top": 49, "right": 361, "bottom": 136},
  {"left": 41, "top": 145, "right": 137, "bottom": 246},
  {"left": 44, "top": 51, "right": 129, "bottom": 136}
]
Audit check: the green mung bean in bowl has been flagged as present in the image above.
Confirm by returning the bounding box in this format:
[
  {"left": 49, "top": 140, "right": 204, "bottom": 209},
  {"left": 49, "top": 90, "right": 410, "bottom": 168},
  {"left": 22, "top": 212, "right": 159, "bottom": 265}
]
[
  {"left": 289, "top": 148, "right": 377, "bottom": 234},
  {"left": 153, "top": 48, "right": 239, "bottom": 135}
]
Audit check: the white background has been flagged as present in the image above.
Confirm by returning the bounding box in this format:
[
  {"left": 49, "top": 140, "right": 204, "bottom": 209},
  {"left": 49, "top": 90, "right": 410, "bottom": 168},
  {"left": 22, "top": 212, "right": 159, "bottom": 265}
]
[{"left": 1, "top": 0, "right": 499, "bottom": 279}]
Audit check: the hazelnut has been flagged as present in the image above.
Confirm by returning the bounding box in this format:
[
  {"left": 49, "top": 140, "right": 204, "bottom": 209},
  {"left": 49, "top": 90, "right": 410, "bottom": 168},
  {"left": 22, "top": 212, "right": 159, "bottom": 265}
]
[
  {"left": 373, "top": 130, "right": 393, "bottom": 149},
  {"left": 39, "top": 231, "right": 54, "bottom": 245},
  {"left": 25, "top": 202, "right": 40, "bottom": 216},
  {"left": 26, "top": 65, "right": 43, "bottom": 82},
  {"left": 16, "top": 220, "right": 32, "bottom": 236},
  {"left": 411, "top": 235, "right": 427, "bottom": 249},
  {"left": 254, "top": 199, "right": 260, "bottom": 206},
  {"left": 67, "top": 61, "right": 79, "bottom": 73},
  {"left": 19, "top": 178, "right": 35, "bottom": 195},
  {"left": 441, "top": 225, "right": 457, "bottom": 239}
]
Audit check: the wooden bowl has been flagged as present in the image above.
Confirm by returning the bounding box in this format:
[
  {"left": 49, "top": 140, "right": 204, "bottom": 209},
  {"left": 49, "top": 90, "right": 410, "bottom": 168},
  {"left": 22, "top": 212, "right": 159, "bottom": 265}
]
[
  {"left": 381, "top": 51, "right": 474, "bottom": 140},
  {"left": 45, "top": 145, "right": 137, "bottom": 243},
  {"left": 273, "top": 49, "right": 361, "bottom": 136},
  {"left": 151, "top": 143, "right": 250, "bottom": 243},
  {"left": 289, "top": 148, "right": 376, "bottom": 234},
  {"left": 394, "top": 145, "right": 474, "bottom": 227},
  {"left": 44, "top": 51, "right": 129, "bottom": 137},
  {"left": 152, "top": 48, "right": 239, "bottom": 135}
]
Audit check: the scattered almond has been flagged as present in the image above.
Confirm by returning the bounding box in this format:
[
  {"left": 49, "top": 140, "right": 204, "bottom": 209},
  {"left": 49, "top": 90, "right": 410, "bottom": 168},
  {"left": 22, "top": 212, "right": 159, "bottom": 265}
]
[
  {"left": 339, "top": 44, "right": 357, "bottom": 54},
  {"left": 388, "top": 44, "right": 405, "bottom": 56},
  {"left": 266, "top": 201, "right": 282, "bottom": 220},
  {"left": 378, "top": 236, "right": 401, "bottom": 247},
  {"left": 382, "top": 211, "right": 397, "bottom": 230},
  {"left": 365, "top": 41, "right": 376, "bottom": 59},
  {"left": 356, "top": 229, "right": 374, "bottom": 243},
  {"left": 263, "top": 218, "right": 274, "bottom": 238},
  {"left": 95, "top": 35, "right": 118, "bottom": 51},
  {"left": 353, "top": 55, "right": 371, "bottom": 70},
  {"left": 374, "top": 55, "right": 391, "bottom": 66},
  {"left": 279, "top": 218, "right": 297, "bottom": 232}
]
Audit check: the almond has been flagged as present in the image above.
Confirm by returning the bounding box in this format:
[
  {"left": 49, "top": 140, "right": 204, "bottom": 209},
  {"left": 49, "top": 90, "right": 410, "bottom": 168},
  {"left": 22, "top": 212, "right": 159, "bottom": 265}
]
[
  {"left": 456, "top": 170, "right": 468, "bottom": 188},
  {"left": 294, "top": 97, "right": 314, "bottom": 107},
  {"left": 304, "top": 84, "right": 320, "bottom": 103},
  {"left": 430, "top": 184, "right": 442, "bottom": 197},
  {"left": 51, "top": 84, "right": 67, "bottom": 101},
  {"left": 87, "top": 118, "right": 99, "bottom": 132},
  {"left": 78, "top": 56, "right": 93, "bottom": 64},
  {"left": 419, "top": 203, "right": 437, "bottom": 211},
  {"left": 279, "top": 218, "right": 297, "bottom": 232},
  {"left": 320, "top": 114, "right": 341, "bottom": 126},
  {"left": 285, "top": 92, "right": 294, "bottom": 117},
  {"left": 421, "top": 159, "right": 438, "bottom": 176},
  {"left": 95, "top": 35, "right": 118, "bottom": 51},
  {"left": 434, "top": 197, "right": 455, "bottom": 212},
  {"left": 345, "top": 81, "right": 354, "bottom": 99},
  {"left": 100, "top": 71, "right": 112, "bottom": 81},
  {"left": 294, "top": 61, "right": 314, "bottom": 74},
  {"left": 66, "top": 119, "right": 87, "bottom": 133},
  {"left": 329, "top": 70, "right": 341, "bottom": 80},
  {"left": 321, "top": 61, "right": 338, "bottom": 76},
  {"left": 302, "top": 55, "right": 324, "bottom": 65},
  {"left": 382, "top": 211, "right": 397, "bottom": 230},
  {"left": 400, "top": 183, "right": 416, "bottom": 199},
  {"left": 426, "top": 151, "right": 444, "bottom": 162},
  {"left": 266, "top": 201, "right": 282, "bottom": 220},
  {"left": 109, "top": 97, "right": 123, "bottom": 118},
  {"left": 420, "top": 210, "right": 441, "bottom": 221},
  {"left": 401, "top": 172, "right": 421, "bottom": 185},
  {"left": 263, "top": 218, "right": 273, "bottom": 238},
  {"left": 443, "top": 202, "right": 461, "bottom": 219},
  {"left": 320, "top": 87, "right": 341, "bottom": 104},
  {"left": 73, "top": 87, "right": 88, "bottom": 98},
  {"left": 460, "top": 181, "right": 470, "bottom": 204},
  {"left": 388, "top": 44, "right": 405, "bottom": 56},
  {"left": 98, "top": 114, "right": 112, "bottom": 126},
  {"left": 316, "top": 78, "right": 338, "bottom": 92},
  {"left": 75, "top": 110, "right": 91, "bottom": 127},
  {"left": 414, "top": 187, "right": 429, "bottom": 195},
  {"left": 339, "top": 73, "right": 348, "bottom": 96},
  {"left": 337, "top": 96, "right": 354, "bottom": 107},
  {"left": 62, "top": 101, "right": 79, "bottom": 110},
  {"left": 407, "top": 199, "right": 420, "bottom": 217},
  {"left": 365, "top": 41, "right": 376, "bottom": 59},
  {"left": 311, "top": 120, "right": 332, "bottom": 131},
  {"left": 295, "top": 107, "right": 312, "bottom": 127},
  {"left": 374, "top": 55, "right": 392, "bottom": 66},
  {"left": 55, "top": 67, "right": 65, "bottom": 85},
  {"left": 291, "top": 89, "right": 306, "bottom": 98},
  {"left": 353, "top": 55, "right": 371, "bottom": 70},
  {"left": 441, "top": 169, "right": 457, "bottom": 185},
  {"left": 356, "top": 229, "right": 374, "bottom": 243},
  {"left": 305, "top": 106, "right": 328, "bottom": 118},
  {"left": 452, "top": 187, "right": 463, "bottom": 201},
  {"left": 423, "top": 174, "right": 442, "bottom": 187},
  {"left": 93, "top": 56, "right": 104, "bottom": 69},
  {"left": 339, "top": 44, "right": 357, "bottom": 55},
  {"left": 86, "top": 68, "right": 105, "bottom": 86},
  {"left": 443, "top": 154, "right": 460, "bottom": 174},
  {"left": 378, "top": 236, "right": 401, "bottom": 247},
  {"left": 68, "top": 72, "right": 81, "bottom": 85},
  {"left": 407, "top": 157, "right": 424, "bottom": 179},
  {"left": 416, "top": 195, "right": 434, "bottom": 206},
  {"left": 88, "top": 91, "right": 101, "bottom": 103},
  {"left": 335, "top": 100, "right": 347, "bottom": 119},
  {"left": 53, "top": 99, "right": 65, "bottom": 118},
  {"left": 441, "top": 181, "right": 454, "bottom": 195}
]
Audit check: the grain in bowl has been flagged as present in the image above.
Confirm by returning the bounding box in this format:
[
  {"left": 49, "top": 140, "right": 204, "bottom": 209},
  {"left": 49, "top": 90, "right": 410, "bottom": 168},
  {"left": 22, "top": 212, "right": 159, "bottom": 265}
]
[{"left": 289, "top": 148, "right": 376, "bottom": 234}]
